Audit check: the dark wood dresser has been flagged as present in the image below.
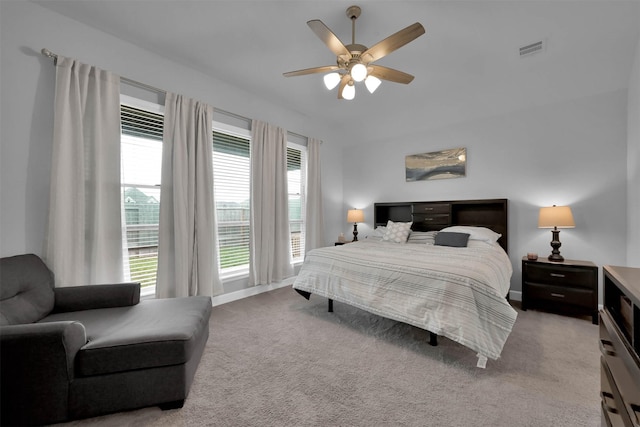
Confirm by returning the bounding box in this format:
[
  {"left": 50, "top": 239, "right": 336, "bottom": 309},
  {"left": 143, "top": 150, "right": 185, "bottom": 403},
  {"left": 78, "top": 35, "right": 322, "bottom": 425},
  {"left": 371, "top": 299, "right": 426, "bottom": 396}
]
[
  {"left": 600, "top": 265, "right": 640, "bottom": 427},
  {"left": 522, "top": 257, "right": 598, "bottom": 324}
]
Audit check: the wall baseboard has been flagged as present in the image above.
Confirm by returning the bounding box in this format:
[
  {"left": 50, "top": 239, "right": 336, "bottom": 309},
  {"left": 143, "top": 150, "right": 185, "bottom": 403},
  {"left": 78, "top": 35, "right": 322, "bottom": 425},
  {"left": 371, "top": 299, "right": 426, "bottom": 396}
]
[
  {"left": 509, "top": 290, "right": 522, "bottom": 301},
  {"left": 211, "top": 277, "right": 296, "bottom": 307}
]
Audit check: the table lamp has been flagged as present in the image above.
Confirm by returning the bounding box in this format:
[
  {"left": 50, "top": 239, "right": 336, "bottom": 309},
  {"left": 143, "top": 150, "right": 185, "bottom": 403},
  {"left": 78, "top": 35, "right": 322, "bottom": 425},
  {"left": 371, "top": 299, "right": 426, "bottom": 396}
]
[
  {"left": 538, "top": 205, "right": 575, "bottom": 262},
  {"left": 347, "top": 209, "right": 364, "bottom": 241}
]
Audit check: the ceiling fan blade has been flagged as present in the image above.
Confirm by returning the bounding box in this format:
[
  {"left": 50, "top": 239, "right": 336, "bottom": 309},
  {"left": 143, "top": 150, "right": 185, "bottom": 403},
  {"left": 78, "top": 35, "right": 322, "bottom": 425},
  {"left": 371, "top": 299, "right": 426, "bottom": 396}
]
[
  {"left": 307, "top": 19, "right": 351, "bottom": 58},
  {"left": 369, "top": 65, "right": 414, "bottom": 84},
  {"left": 337, "top": 74, "right": 351, "bottom": 99},
  {"left": 361, "top": 22, "right": 425, "bottom": 63},
  {"left": 283, "top": 65, "right": 340, "bottom": 77}
]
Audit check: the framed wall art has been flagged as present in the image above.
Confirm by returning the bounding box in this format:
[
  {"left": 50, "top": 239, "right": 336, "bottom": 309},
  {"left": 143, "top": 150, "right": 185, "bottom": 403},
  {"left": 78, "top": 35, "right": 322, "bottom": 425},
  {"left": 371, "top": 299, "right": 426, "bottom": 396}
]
[{"left": 405, "top": 147, "right": 466, "bottom": 182}]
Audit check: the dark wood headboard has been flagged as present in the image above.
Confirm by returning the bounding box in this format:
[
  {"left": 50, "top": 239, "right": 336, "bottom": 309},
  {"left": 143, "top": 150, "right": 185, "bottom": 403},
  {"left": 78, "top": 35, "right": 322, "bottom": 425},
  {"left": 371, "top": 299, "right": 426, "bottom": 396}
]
[{"left": 374, "top": 199, "right": 508, "bottom": 253}]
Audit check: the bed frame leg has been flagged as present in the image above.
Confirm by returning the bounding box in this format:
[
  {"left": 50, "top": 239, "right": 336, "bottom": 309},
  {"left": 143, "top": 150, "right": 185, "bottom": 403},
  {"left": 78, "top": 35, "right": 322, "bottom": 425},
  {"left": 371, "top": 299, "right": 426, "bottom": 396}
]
[
  {"left": 328, "top": 298, "right": 333, "bottom": 312},
  {"left": 429, "top": 332, "right": 438, "bottom": 346}
]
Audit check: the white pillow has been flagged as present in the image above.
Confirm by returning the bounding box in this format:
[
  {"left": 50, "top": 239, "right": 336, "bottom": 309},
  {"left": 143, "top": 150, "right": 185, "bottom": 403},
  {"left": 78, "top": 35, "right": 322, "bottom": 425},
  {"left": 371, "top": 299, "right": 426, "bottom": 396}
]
[
  {"left": 382, "top": 220, "right": 412, "bottom": 243},
  {"left": 440, "top": 226, "right": 501, "bottom": 243},
  {"left": 466, "top": 239, "right": 495, "bottom": 248},
  {"left": 367, "top": 226, "right": 386, "bottom": 241}
]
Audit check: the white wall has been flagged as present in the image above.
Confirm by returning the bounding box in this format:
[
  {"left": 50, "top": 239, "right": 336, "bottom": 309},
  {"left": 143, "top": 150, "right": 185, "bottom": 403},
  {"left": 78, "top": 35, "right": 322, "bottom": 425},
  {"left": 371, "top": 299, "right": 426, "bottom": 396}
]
[
  {"left": 2, "top": 1, "right": 635, "bottom": 298},
  {"left": 628, "top": 35, "right": 640, "bottom": 267},
  {"left": 343, "top": 90, "right": 629, "bottom": 298},
  {"left": 0, "top": 1, "right": 344, "bottom": 261}
]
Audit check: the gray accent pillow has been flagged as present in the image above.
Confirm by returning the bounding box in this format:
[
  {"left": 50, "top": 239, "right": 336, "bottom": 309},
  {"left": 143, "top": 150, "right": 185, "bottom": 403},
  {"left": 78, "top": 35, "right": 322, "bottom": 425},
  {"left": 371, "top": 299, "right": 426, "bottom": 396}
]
[{"left": 435, "top": 232, "right": 470, "bottom": 248}]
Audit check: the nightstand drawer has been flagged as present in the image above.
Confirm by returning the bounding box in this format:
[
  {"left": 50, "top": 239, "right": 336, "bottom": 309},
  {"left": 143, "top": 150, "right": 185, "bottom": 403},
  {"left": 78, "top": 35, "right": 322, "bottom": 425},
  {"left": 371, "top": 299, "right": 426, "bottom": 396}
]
[
  {"left": 526, "top": 282, "right": 594, "bottom": 308},
  {"left": 524, "top": 263, "right": 595, "bottom": 288},
  {"left": 412, "top": 203, "right": 450, "bottom": 214}
]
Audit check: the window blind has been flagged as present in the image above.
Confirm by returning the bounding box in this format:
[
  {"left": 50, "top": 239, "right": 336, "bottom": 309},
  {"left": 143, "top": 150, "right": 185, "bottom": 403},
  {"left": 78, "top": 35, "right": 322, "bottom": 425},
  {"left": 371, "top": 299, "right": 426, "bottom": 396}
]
[
  {"left": 287, "top": 145, "right": 306, "bottom": 262},
  {"left": 213, "top": 131, "right": 251, "bottom": 274},
  {"left": 121, "top": 105, "right": 163, "bottom": 141},
  {"left": 120, "top": 104, "right": 164, "bottom": 288}
]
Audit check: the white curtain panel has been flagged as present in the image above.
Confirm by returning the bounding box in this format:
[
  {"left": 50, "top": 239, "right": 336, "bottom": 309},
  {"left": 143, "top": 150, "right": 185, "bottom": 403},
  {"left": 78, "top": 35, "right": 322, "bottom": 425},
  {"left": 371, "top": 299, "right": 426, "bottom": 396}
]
[
  {"left": 304, "top": 138, "right": 325, "bottom": 252},
  {"left": 45, "top": 56, "right": 124, "bottom": 286},
  {"left": 156, "top": 93, "right": 222, "bottom": 298},
  {"left": 249, "top": 120, "right": 293, "bottom": 286}
]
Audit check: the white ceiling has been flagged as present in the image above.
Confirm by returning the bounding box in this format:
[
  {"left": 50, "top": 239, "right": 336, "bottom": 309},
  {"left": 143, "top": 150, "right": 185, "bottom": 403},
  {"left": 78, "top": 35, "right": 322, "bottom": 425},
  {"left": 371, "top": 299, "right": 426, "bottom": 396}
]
[{"left": 34, "top": 0, "right": 640, "bottom": 144}]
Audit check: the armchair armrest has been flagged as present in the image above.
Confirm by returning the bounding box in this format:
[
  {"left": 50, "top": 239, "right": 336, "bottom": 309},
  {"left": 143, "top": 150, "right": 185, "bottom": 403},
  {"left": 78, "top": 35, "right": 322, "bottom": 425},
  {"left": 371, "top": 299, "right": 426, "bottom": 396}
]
[
  {"left": 0, "top": 321, "right": 87, "bottom": 425},
  {"left": 52, "top": 282, "right": 141, "bottom": 313}
]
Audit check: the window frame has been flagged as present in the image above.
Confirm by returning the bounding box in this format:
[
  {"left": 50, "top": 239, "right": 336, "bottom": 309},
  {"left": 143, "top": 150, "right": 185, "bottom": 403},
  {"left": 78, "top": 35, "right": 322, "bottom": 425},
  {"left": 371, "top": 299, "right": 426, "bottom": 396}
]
[{"left": 119, "top": 95, "right": 308, "bottom": 289}]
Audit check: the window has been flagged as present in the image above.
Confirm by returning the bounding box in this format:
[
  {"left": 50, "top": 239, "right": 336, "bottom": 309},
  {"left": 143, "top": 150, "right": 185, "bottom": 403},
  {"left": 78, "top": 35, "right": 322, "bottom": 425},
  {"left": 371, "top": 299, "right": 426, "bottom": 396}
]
[
  {"left": 212, "top": 124, "right": 251, "bottom": 278},
  {"left": 119, "top": 96, "right": 308, "bottom": 287},
  {"left": 120, "top": 97, "right": 164, "bottom": 291},
  {"left": 287, "top": 143, "right": 306, "bottom": 262}
]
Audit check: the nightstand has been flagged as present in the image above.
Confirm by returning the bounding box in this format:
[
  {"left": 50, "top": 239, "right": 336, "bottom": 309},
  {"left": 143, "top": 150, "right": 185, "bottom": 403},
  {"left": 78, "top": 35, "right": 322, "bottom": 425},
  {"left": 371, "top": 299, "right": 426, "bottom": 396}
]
[
  {"left": 334, "top": 241, "right": 348, "bottom": 246},
  {"left": 522, "top": 256, "right": 598, "bottom": 324}
]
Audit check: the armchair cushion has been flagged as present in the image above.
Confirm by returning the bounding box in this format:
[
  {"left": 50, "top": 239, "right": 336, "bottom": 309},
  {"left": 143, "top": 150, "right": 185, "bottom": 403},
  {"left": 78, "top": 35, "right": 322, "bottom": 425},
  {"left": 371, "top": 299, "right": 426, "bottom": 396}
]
[
  {"left": 41, "top": 296, "right": 212, "bottom": 376},
  {"left": 0, "top": 254, "right": 55, "bottom": 325}
]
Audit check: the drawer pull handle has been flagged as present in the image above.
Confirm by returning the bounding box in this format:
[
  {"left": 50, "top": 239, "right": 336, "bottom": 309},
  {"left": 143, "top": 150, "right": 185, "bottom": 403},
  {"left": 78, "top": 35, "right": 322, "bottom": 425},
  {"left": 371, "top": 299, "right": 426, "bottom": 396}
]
[
  {"left": 425, "top": 218, "right": 433, "bottom": 221},
  {"left": 599, "top": 339, "right": 616, "bottom": 357},
  {"left": 551, "top": 293, "right": 565, "bottom": 298},
  {"left": 601, "top": 392, "right": 619, "bottom": 414},
  {"left": 424, "top": 207, "right": 434, "bottom": 211},
  {"left": 550, "top": 273, "right": 566, "bottom": 278}
]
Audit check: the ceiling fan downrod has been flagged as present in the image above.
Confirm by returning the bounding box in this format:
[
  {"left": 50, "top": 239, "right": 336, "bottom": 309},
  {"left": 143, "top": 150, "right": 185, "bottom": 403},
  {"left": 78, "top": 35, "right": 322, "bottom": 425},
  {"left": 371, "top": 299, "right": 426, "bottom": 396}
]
[{"left": 347, "top": 5, "right": 361, "bottom": 45}]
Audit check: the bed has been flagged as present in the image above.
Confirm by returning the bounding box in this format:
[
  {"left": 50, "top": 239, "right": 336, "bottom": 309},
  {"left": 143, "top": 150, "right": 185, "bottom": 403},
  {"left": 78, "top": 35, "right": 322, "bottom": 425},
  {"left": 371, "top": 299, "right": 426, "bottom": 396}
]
[{"left": 292, "top": 199, "right": 517, "bottom": 366}]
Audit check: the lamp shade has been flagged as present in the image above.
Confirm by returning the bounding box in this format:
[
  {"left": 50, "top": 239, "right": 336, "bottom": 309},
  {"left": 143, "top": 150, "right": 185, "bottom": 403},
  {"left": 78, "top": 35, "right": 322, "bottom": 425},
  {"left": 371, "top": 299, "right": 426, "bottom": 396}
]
[
  {"left": 365, "top": 75, "right": 381, "bottom": 93},
  {"left": 538, "top": 205, "right": 575, "bottom": 228},
  {"left": 347, "top": 209, "right": 364, "bottom": 223}
]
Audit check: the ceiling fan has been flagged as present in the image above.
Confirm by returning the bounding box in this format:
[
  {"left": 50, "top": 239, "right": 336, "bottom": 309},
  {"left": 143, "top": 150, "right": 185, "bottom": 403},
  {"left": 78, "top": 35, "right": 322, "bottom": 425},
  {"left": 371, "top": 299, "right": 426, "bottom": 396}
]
[{"left": 283, "top": 5, "right": 425, "bottom": 100}]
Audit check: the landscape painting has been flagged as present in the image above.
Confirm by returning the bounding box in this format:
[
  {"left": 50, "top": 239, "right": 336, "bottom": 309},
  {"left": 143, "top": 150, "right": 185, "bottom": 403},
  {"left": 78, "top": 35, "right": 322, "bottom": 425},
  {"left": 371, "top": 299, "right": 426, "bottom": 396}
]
[{"left": 405, "top": 147, "right": 466, "bottom": 181}]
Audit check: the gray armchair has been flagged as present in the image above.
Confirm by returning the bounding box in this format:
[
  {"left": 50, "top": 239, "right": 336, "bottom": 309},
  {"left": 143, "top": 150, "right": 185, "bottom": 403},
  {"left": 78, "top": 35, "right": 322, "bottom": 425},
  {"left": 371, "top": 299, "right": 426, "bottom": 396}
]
[{"left": 0, "top": 254, "right": 212, "bottom": 425}]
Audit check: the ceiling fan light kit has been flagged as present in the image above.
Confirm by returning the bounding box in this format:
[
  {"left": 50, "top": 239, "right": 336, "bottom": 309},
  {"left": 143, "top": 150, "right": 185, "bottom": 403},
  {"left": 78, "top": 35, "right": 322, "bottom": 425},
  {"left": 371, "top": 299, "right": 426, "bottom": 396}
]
[{"left": 283, "top": 5, "right": 425, "bottom": 100}]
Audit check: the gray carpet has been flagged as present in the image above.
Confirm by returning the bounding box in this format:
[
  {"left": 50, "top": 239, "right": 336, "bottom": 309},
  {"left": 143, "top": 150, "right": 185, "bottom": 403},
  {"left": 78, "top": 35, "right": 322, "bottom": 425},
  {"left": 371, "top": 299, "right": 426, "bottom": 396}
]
[{"left": 58, "top": 286, "right": 600, "bottom": 427}]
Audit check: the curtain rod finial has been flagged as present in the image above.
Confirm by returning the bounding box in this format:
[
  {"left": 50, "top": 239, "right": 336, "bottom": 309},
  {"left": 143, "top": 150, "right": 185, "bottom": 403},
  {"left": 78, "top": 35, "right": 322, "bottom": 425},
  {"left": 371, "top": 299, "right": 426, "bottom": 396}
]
[{"left": 41, "top": 48, "right": 56, "bottom": 59}]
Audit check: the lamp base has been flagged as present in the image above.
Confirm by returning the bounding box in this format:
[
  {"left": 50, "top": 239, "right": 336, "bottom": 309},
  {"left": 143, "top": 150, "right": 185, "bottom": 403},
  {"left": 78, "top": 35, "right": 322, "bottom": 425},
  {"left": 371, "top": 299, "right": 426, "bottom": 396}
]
[
  {"left": 352, "top": 223, "right": 359, "bottom": 241},
  {"left": 547, "top": 253, "right": 565, "bottom": 262},
  {"left": 548, "top": 228, "right": 564, "bottom": 262}
]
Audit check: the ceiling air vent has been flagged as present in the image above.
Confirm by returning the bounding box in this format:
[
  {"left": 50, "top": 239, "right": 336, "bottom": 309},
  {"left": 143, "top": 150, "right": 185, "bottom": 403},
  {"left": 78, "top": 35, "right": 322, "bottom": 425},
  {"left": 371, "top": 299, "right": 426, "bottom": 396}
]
[{"left": 519, "top": 40, "right": 545, "bottom": 57}]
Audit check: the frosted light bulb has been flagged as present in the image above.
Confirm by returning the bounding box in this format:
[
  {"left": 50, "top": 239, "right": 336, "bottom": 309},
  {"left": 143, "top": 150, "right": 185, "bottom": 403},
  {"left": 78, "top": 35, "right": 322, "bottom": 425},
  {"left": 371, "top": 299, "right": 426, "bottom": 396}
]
[{"left": 350, "top": 63, "right": 367, "bottom": 82}]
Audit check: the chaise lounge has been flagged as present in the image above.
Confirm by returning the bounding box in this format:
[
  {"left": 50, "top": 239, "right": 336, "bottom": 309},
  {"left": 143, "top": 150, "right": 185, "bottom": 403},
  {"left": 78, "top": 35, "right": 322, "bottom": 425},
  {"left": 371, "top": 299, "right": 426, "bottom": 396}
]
[{"left": 0, "top": 253, "right": 212, "bottom": 425}]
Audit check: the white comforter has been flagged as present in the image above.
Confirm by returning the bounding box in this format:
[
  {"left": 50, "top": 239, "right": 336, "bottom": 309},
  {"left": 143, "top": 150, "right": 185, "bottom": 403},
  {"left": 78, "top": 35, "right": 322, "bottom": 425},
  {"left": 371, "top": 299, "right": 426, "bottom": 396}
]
[{"left": 293, "top": 240, "right": 517, "bottom": 360}]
